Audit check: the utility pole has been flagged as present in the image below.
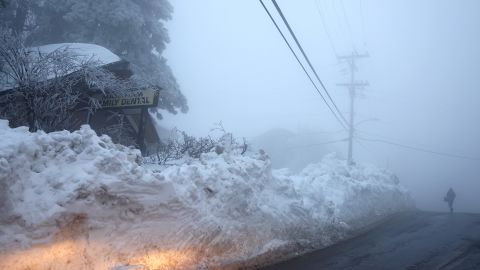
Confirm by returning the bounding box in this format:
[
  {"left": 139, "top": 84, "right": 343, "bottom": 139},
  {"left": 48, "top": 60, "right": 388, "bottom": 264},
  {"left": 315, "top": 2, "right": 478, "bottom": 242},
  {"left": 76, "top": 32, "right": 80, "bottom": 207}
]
[{"left": 337, "top": 51, "right": 369, "bottom": 166}]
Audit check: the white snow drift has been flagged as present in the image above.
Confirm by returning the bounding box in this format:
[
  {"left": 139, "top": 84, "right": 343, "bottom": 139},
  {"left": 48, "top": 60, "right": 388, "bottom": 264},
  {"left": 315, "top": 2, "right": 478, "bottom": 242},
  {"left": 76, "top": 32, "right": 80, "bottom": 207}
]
[{"left": 0, "top": 120, "right": 413, "bottom": 269}]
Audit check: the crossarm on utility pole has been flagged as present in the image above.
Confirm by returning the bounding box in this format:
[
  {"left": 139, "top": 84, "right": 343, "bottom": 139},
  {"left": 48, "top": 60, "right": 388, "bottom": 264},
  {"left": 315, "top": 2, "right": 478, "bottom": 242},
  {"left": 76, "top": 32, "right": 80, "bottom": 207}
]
[{"left": 336, "top": 51, "right": 369, "bottom": 166}]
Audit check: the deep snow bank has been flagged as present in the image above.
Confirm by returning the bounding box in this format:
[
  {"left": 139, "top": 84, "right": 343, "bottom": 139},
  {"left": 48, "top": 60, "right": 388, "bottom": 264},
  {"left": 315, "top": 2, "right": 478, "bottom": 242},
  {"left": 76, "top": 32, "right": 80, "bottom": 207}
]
[{"left": 0, "top": 121, "right": 413, "bottom": 269}]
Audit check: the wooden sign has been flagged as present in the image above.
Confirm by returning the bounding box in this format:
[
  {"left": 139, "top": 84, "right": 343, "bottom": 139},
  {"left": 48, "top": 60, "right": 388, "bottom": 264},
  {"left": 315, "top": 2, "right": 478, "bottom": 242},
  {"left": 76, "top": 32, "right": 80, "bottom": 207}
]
[{"left": 99, "top": 88, "right": 159, "bottom": 109}]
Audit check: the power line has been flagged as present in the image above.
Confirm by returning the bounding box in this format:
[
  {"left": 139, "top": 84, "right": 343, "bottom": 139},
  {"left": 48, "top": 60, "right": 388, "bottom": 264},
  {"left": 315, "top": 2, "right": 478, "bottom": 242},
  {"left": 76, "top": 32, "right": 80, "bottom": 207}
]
[
  {"left": 355, "top": 138, "right": 381, "bottom": 160},
  {"left": 270, "top": 0, "right": 349, "bottom": 127},
  {"left": 328, "top": 0, "right": 350, "bottom": 48},
  {"left": 356, "top": 129, "right": 402, "bottom": 144},
  {"left": 355, "top": 138, "right": 394, "bottom": 169},
  {"left": 359, "top": 0, "right": 367, "bottom": 47},
  {"left": 339, "top": 0, "right": 355, "bottom": 49},
  {"left": 259, "top": 0, "right": 348, "bottom": 130},
  {"left": 288, "top": 138, "right": 348, "bottom": 149},
  {"left": 259, "top": 0, "right": 346, "bottom": 130},
  {"left": 310, "top": 128, "right": 348, "bottom": 135},
  {"left": 314, "top": 0, "right": 338, "bottom": 56},
  {"left": 357, "top": 137, "right": 480, "bottom": 161},
  {"left": 321, "top": 0, "right": 344, "bottom": 51}
]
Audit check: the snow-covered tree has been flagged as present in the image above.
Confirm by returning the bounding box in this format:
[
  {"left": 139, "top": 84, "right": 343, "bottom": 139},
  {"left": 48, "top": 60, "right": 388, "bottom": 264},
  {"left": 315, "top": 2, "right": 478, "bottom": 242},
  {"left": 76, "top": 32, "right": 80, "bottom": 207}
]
[
  {"left": 0, "top": 0, "right": 32, "bottom": 33},
  {"left": 6, "top": 0, "right": 188, "bottom": 118}
]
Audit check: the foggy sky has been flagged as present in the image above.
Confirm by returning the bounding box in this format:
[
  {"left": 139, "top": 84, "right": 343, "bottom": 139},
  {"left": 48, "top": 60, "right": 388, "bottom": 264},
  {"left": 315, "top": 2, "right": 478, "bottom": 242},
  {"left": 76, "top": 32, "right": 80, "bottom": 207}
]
[{"left": 162, "top": 0, "right": 480, "bottom": 213}]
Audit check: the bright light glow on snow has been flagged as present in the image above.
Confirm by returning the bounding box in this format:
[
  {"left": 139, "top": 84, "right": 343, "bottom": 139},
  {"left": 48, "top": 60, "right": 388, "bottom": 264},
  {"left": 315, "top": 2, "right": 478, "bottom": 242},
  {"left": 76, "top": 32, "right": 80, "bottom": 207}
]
[
  {"left": 0, "top": 240, "right": 91, "bottom": 269},
  {"left": 125, "top": 250, "right": 198, "bottom": 270},
  {"left": 0, "top": 242, "right": 201, "bottom": 270}
]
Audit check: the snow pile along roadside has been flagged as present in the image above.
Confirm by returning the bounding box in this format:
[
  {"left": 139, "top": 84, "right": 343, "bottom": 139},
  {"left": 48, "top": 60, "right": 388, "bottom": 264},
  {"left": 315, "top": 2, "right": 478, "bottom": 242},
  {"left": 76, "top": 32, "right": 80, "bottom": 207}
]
[
  {"left": 0, "top": 120, "right": 151, "bottom": 227},
  {"left": 0, "top": 121, "right": 414, "bottom": 270},
  {"left": 292, "top": 156, "right": 410, "bottom": 231}
]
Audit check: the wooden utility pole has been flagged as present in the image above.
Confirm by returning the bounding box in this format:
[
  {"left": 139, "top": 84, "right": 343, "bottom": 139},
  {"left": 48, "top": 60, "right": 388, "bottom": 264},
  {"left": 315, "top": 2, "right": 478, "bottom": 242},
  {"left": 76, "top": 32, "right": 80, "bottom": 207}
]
[{"left": 337, "top": 51, "right": 369, "bottom": 166}]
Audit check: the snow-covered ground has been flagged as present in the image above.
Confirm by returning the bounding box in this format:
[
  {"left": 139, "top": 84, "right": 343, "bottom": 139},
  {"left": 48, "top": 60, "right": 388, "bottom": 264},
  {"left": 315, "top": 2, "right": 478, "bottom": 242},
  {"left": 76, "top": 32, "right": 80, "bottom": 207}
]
[{"left": 0, "top": 120, "right": 414, "bottom": 270}]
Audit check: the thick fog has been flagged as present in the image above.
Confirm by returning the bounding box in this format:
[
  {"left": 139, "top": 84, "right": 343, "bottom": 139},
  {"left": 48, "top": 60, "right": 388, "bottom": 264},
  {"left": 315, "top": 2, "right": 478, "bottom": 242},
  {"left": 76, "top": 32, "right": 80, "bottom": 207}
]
[{"left": 162, "top": 0, "right": 480, "bottom": 213}]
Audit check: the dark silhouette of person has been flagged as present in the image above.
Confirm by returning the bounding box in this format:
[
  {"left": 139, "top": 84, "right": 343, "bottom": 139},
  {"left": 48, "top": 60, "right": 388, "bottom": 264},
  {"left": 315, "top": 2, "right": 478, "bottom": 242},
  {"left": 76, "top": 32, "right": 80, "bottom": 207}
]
[{"left": 444, "top": 188, "right": 456, "bottom": 213}]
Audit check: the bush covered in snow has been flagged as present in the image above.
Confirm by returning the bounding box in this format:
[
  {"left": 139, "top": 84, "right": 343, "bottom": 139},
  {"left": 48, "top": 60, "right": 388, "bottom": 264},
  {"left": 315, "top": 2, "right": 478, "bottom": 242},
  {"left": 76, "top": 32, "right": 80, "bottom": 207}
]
[
  {"left": 0, "top": 120, "right": 413, "bottom": 270},
  {"left": 147, "top": 124, "right": 248, "bottom": 166}
]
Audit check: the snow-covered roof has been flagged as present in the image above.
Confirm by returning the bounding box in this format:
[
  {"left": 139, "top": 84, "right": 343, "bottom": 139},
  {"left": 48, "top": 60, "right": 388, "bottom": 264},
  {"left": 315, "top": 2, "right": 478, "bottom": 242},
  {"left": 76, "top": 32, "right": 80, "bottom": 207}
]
[
  {"left": 33, "top": 43, "right": 120, "bottom": 65},
  {"left": 0, "top": 43, "right": 121, "bottom": 92}
]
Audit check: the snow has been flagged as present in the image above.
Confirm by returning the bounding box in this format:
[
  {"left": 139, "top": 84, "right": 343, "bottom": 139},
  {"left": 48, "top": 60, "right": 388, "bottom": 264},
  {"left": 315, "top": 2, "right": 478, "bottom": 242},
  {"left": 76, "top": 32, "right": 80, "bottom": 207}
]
[
  {"left": 0, "top": 120, "right": 414, "bottom": 270},
  {"left": 32, "top": 43, "right": 121, "bottom": 65},
  {"left": 0, "top": 43, "right": 120, "bottom": 92}
]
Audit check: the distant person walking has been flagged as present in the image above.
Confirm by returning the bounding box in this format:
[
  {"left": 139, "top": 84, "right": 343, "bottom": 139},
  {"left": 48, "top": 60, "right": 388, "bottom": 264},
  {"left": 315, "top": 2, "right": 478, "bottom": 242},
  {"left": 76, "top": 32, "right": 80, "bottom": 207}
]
[{"left": 444, "top": 188, "right": 456, "bottom": 213}]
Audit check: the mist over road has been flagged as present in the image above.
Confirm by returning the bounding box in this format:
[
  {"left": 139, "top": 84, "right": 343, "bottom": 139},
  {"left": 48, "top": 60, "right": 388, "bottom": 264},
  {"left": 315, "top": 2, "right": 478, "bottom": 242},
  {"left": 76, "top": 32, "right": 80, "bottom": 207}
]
[{"left": 260, "top": 212, "right": 480, "bottom": 270}]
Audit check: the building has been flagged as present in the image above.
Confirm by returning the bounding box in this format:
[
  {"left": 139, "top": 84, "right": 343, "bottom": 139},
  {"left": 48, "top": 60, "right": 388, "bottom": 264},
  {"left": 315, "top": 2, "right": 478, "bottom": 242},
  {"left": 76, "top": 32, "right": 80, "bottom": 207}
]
[{"left": 0, "top": 43, "right": 161, "bottom": 155}]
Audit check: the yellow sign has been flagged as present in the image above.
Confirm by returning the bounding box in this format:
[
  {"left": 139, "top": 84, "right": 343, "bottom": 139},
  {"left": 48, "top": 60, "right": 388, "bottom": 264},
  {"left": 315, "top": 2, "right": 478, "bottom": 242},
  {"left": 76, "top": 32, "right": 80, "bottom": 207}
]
[{"left": 99, "top": 88, "right": 159, "bottom": 109}]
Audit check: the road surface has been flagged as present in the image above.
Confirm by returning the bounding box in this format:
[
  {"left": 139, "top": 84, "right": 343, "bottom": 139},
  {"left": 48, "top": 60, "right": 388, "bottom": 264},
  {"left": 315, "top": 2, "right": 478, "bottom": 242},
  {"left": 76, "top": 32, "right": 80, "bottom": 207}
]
[{"left": 260, "top": 212, "right": 480, "bottom": 270}]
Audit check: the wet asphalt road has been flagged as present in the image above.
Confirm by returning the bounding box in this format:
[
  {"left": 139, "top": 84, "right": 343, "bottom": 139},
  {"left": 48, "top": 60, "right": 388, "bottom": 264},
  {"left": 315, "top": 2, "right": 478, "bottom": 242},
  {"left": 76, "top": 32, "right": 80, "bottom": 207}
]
[{"left": 260, "top": 212, "right": 480, "bottom": 270}]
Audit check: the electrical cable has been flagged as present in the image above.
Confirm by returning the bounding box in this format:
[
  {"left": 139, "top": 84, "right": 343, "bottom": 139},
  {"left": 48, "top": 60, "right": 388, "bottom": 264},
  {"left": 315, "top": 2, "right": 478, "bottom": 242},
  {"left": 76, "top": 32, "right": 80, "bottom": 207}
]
[
  {"left": 357, "top": 136, "right": 480, "bottom": 161},
  {"left": 259, "top": 0, "right": 348, "bottom": 130},
  {"left": 271, "top": 0, "right": 350, "bottom": 127},
  {"left": 288, "top": 138, "right": 348, "bottom": 149},
  {"left": 340, "top": 0, "right": 355, "bottom": 49},
  {"left": 354, "top": 137, "right": 384, "bottom": 163},
  {"left": 359, "top": 0, "right": 367, "bottom": 47},
  {"left": 314, "top": 0, "right": 338, "bottom": 56},
  {"left": 329, "top": 0, "right": 349, "bottom": 48}
]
